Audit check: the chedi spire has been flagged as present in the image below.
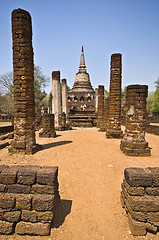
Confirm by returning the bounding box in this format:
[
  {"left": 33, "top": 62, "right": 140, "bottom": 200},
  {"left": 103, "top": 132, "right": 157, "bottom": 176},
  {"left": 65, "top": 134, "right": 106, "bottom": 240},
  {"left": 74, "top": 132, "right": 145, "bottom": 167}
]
[{"left": 79, "top": 46, "right": 86, "bottom": 73}]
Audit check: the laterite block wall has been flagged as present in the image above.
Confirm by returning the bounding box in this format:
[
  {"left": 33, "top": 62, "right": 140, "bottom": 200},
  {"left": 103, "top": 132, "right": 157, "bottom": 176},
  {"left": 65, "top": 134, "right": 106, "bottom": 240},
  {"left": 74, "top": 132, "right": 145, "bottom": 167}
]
[
  {"left": 0, "top": 165, "right": 60, "bottom": 236},
  {"left": 121, "top": 167, "right": 159, "bottom": 236}
]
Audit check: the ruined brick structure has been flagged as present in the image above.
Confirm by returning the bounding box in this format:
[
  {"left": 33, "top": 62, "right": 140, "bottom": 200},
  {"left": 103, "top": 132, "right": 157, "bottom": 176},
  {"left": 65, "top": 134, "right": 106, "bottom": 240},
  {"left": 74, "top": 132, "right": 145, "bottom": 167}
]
[
  {"left": 52, "top": 71, "right": 62, "bottom": 130},
  {"left": 106, "top": 53, "right": 123, "bottom": 138},
  {"left": 121, "top": 167, "right": 159, "bottom": 236},
  {"left": 62, "top": 78, "right": 68, "bottom": 120},
  {"left": 103, "top": 97, "right": 109, "bottom": 131},
  {"left": 95, "top": 88, "right": 98, "bottom": 113},
  {"left": 9, "top": 9, "right": 40, "bottom": 154},
  {"left": 97, "top": 85, "right": 104, "bottom": 129},
  {"left": 120, "top": 85, "right": 151, "bottom": 156},
  {"left": 68, "top": 46, "right": 96, "bottom": 127},
  {"left": 39, "top": 113, "right": 56, "bottom": 138},
  {"left": 0, "top": 165, "right": 60, "bottom": 236}
]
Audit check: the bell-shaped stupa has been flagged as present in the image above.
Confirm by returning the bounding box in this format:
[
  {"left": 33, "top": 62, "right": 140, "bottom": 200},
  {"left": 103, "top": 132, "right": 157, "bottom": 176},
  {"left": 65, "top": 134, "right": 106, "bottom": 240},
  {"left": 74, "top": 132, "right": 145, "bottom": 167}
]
[{"left": 71, "top": 46, "right": 94, "bottom": 92}]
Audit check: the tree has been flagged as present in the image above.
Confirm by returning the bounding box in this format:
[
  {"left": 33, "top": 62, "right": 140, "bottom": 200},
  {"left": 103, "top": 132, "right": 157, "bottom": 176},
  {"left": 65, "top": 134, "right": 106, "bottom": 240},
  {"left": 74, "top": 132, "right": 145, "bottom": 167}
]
[
  {"left": 0, "top": 72, "right": 13, "bottom": 95},
  {"left": 151, "top": 78, "right": 159, "bottom": 115},
  {"left": 147, "top": 91, "right": 154, "bottom": 115},
  {"left": 0, "top": 66, "right": 49, "bottom": 113}
]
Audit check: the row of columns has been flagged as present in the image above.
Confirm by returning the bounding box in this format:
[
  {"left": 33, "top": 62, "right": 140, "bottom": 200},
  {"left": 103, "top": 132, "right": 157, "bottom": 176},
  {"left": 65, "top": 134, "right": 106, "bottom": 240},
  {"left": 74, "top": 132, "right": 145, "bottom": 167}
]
[
  {"left": 96, "top": 53, "right": 150, "bottom": 156},
  {"left": 10, "top": 8, "right": 150, "bottom": 156},
  {"left": 52, "top": 71, "right": 68, "bottom": 130}
]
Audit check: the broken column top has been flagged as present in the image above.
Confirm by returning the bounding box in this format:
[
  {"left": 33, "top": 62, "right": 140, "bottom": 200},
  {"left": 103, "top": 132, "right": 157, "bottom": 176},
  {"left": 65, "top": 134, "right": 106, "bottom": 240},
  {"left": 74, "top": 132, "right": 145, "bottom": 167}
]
[
  {"left": 62, "top": 78, "right": 66, "bottom": 84},
  {"left": 52, "top": 71, "right": 60, "bottom": 80},
  {"left": 12, "top": 8, "right": 31, "bottom": 20},
  {"left": 127, "top": 85, "right": 148, "bottom": 90}
]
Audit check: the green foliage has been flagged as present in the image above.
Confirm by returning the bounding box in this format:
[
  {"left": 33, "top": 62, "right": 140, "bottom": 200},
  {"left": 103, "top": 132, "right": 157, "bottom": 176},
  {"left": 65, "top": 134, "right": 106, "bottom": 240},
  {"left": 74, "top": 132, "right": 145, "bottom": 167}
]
[
  {"left": 151, "top": 78, "right": 159, "bottom": 115},
  {"left": 104, "top": 89, "right": 109, "bottom": 99},
  {"left": 34, "top": 66, "right": 49, "bottom": 109},
  {"left": 147, "top": 91, "right": 154, "bottom": 115}
]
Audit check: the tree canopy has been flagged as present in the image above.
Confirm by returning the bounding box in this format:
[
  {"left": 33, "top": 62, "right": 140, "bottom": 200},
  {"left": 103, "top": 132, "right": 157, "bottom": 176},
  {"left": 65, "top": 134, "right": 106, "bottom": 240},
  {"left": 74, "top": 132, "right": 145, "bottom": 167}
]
[{"left": 151, "top": 78, "right": 159, "bottom": 115}]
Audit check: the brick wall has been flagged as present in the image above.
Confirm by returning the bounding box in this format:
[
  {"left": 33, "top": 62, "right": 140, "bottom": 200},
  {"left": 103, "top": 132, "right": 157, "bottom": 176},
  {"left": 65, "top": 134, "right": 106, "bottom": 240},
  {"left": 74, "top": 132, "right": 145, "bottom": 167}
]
[
  {"left": 0, "top": 165, "right": 60, "bottom": 236},
  {"left": 121, "top": 167, "right": 159, "bottom": 236}
]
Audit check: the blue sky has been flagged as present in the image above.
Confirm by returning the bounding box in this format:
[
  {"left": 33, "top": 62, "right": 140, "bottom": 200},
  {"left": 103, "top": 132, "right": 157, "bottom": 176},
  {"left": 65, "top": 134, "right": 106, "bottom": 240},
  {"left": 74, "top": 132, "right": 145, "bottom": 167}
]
[{"left": 0, "top": 0, "right": 159, "bottom": 93}]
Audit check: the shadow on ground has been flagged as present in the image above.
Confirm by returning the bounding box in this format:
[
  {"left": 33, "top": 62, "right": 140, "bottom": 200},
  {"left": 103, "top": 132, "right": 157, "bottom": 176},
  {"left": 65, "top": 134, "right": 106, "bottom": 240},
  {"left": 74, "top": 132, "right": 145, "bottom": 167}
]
[
  {"left": 40, "top": 141, "right": 73, "bottom": 150},
  {"left": 53, "top": 199, "right": 72, "bottom": 228}
]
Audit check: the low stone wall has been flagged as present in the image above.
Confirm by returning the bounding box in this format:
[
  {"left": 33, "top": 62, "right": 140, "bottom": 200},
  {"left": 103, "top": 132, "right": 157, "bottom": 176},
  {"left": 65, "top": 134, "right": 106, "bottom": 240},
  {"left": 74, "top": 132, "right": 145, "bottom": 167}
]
[
  {"left": 0, "top": 165, "right": 60, "bottom": 236},
  {"left": 0, "top": 126, "right": 14, "bottom": 135},
  {"left": 147, "top": 115, "right": 159, "bottom": 123},
  {"left": 146, "top": 124, "right": 159, "bottom": 136},
  {"left": 121, "top": 167, "right": 159, "bottom": 236}
]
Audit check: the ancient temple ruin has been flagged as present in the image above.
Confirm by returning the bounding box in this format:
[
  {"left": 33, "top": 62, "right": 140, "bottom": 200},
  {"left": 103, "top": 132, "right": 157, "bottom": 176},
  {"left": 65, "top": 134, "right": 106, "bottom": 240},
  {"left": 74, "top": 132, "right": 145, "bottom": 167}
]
[
  {"left": 68, "top": 46, "right": 96, "bottom": 127},
  {"left": 120, "top": 85, "right": 151, "bottom": 156},
  {"left": 9, "top": 8, "right": 40, "bottom": 154},
  {"left": 106, "top": 53, "right": 123, "bottom": 138}
]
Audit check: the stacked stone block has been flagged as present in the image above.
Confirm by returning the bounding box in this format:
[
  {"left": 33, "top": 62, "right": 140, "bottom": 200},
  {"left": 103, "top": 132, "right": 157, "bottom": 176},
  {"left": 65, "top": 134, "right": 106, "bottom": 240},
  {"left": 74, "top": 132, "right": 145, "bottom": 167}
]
[
  {"left": 97, "top": 85, "right": 104, "bottom": 128},
  {"left": 121, "top": 167, "right": 159, "bottom": 236},
  {"left": 39, "top": 113, "right": 56, "bottom": 138},
  {"left": 106, "top": 53, "right": 123, "bottom": 138},
  {"left": 9, "top": 9, "right": 39, "bottom": 154},
  {"left": 120, "top": 85, "right": 151, "bottom": 156},
  {"left": 0, "top": 165, "right": 60, "bottom": 236}
]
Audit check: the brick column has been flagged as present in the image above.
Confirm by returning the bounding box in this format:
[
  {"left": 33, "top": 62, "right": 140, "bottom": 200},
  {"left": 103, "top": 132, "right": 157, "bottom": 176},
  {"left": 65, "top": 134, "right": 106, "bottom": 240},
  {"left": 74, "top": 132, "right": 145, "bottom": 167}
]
[
  {"left": 52, "top": 71, "right": 62, "bottom": 130},
  {"left": 106, "top": 53, "right": 123, "bottom": 138},
  {"left": 103, "top": 97, "right": 109, "bottom": 131},
  {"left": 120, "top": 85, "right": 151, "bottom": 156},
  {"left": 9, "top": 8, "right": 40, "bottom": 154},
  {"left": 97, "top": 85, "right": 104, "bottom": 128},
  {"left": 95, "top": 88, "right": 98, "bottom": 113},
  {"left": 62, "top": 78, "right": 68, "bottom": 120},
  {"left": 39, "top": 113, "right": 56, "bottom": 138}
]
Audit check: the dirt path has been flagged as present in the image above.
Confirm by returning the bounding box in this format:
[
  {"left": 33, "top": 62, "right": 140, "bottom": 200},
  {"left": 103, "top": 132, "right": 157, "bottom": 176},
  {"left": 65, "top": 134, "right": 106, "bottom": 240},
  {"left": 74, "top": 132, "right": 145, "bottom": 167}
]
[{"left": 0, "top": 127, "right": 159, "bottom": 240}]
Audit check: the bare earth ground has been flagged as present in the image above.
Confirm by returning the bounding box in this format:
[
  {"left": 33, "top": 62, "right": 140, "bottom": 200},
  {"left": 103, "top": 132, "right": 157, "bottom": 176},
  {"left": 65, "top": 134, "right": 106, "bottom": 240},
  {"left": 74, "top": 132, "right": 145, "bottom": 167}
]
[{"left": 0, "top": 127, "right": 159, "bottom": 240}]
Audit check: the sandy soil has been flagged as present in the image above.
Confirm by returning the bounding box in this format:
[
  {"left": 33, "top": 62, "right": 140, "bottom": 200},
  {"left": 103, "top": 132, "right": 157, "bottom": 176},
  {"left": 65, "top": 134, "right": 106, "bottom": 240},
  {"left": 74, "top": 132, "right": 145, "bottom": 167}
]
[{"left": 0, "top": 127, "right": 159, "bottom": 240}]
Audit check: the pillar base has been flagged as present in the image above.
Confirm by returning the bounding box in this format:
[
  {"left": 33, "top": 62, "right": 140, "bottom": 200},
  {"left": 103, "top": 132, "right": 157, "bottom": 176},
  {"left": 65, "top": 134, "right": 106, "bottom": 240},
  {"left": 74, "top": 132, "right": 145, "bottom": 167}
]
[
  {"left": 8, "top": 141, "right": 41, "bottom": 155},
  {"left": 39, "top": 131, "right": 56, "bottom": 138},
  {"left": 106, "top": 129, "right": 123, "bottom": 139},
  {"left": 120, "top": 139, "right": 151, "bottom": 156},
  {"left": 99, "top": 127, "right": 107, "bottom": 132}
]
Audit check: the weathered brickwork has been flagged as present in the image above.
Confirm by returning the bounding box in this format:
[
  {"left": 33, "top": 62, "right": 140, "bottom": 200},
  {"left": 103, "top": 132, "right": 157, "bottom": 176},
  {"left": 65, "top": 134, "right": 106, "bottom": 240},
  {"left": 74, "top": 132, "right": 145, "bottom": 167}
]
[
  {"left": 52, "top": 71, "right": 62, "bottom": 130},
  {"left": 120, "top": 85, "right": 151, "bottom": 156},
  {"left": 121, "top": 167, "right": 159, "bottom": 236},
  {"left": 62, "top": 79, "right": 68, "bottom": 120},
  {"left": 106, "top": 53, "right": 123, "bottom": 138},
  {"left": 39, "top": 114, "right": 56, "bottom": 138},
  {"left": 9, "top": 9, "right": 39, "bottom": 154},
  {"left": 102, "top": 97, "right": 109, "bottom": 131},
  {"left": 0, "top": 165, "right": 60, "bottom": 236},
  {"left": 97, "top": 85, "right": 104, "bottom": 128}
]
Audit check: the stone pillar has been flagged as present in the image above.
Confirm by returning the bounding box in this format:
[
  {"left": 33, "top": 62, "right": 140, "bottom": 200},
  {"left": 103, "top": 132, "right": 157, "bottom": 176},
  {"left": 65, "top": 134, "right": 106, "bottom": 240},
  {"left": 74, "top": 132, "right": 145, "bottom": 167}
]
[
  {"left": 9, "top": 8, "right": 40, "bottom": 154},
  {"left": 52, "top": 71, "right": 62, "bottom": 130},
  {"left": 97, "top": 85, "right": 104, "bottom": 128},
  {"left": 39, "top": 113, "right": 56, "bottom": 138},
  {"left": 62, "top": 78, "right": 68, "bottom": 120},
  {"left": 120, "top": 85, "right": 151, "bottom": 156},
  {"left": 106, "top": 53, "right": 123, "bottom": 138},
  {"left": 102, "top": 97, "right": 109, "bottom": 131},
  {"left": 95, "top": 88, "right": 98, "bottom": 113}
]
